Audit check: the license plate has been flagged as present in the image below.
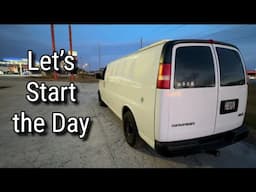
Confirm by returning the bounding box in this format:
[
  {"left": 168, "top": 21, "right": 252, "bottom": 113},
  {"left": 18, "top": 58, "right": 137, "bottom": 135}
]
[{"left": 220, "top": 99, "right": 239, "bottom": 114}]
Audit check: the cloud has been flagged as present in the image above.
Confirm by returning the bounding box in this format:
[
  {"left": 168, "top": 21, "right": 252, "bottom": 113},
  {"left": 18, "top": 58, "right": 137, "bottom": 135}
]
[
  {"left": 75, "top": 41, "right": 141, "bottom": 69},
  {"left": 205, "top": 26, "right": 256, "bottom": 69},
  {"left": 0, "top": 25, "right": 51, "bottom": 60}
]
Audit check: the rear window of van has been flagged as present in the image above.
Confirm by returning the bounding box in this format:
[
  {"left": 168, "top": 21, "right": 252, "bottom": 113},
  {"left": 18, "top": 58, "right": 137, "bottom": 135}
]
[
  {"left": 174, "top": 46, "right": 215, "bottom": 89},
  {"left": 216, "top": 47, "right": 245, "bottom": 86}
]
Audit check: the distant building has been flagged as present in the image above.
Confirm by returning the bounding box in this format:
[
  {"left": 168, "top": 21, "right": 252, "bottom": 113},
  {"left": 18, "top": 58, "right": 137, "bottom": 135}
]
[
  {"left": 0, "top": 58, "right": 39, "bottom": 75},
  {"left": 247, "top": 70, "right": 256, "bottom": 80}
]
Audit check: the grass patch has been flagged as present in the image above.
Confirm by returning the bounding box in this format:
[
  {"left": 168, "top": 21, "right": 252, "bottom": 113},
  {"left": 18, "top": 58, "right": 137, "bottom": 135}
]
[{"left": 246, "top": 81, "right": 256, "bottom": 130}]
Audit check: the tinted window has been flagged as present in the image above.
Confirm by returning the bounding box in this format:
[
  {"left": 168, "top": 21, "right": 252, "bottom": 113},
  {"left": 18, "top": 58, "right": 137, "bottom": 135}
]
[
  {"left": 216, "top": 48, "right": 245, "bottom": 86},
  {"left": 174, "top": 46, "right": 215, "bottom": 88}
]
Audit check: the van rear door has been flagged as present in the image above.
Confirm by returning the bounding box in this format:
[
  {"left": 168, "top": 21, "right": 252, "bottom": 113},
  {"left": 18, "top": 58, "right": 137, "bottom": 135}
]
[
  {"left": 167, "top": 43, "right": 218, "bottom": 141},
  {"left": 213, "top": 45, "right": 247, "bottom": 134}
]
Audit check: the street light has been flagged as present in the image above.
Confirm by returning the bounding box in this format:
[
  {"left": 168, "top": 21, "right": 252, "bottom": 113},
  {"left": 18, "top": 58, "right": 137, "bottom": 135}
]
[{"left": 83, "top": 63, "right": 90, "bottom": 72}]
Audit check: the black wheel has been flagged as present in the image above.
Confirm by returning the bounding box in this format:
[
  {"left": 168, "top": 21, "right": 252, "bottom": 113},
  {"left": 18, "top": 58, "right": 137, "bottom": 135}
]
[
  {"left": 98, "top": 90, "right": 107, "bottom": 107},
  {"left": 123, "top": 110, "right": 139, "bottom": 147}
]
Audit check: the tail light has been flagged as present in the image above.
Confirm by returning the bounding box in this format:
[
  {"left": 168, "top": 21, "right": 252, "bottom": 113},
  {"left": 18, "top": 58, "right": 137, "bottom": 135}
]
[{"left": 157, "top": 63, "right": 171, "bottom": 89}]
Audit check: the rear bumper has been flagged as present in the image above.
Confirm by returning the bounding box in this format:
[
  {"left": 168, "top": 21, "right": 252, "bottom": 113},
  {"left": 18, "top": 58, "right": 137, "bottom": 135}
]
[{"left": 155, "top": 124, "right": 249, "bottom": 156}]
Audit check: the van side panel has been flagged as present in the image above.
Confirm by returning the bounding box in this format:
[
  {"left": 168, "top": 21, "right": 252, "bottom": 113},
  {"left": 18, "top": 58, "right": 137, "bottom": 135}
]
[
  {"left": 103, "top": 59, "right": 126, "bottom": 119},
  {"left": 102, "top": 44, "right": 164, "bottom": 148},
  {"left": 128, "top": 45, "right": 163, "bottom": 147}
]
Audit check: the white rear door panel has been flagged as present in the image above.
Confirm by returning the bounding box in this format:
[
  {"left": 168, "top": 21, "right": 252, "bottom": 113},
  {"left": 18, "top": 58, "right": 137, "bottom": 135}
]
[
  {"left": 158, "top": 43, "right": 219, "bottom": 142},
  {"left": 213, "top": 45, "right": 247, "bottom": 134},
  {"left": 168, "top": 88, "right": 218, "bottom": 141}
]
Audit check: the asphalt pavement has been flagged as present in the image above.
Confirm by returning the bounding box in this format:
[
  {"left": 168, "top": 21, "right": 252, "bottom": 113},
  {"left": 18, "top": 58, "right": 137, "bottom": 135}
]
[{"left": 1, "top": 76, "right": 256, "bottom": 168}]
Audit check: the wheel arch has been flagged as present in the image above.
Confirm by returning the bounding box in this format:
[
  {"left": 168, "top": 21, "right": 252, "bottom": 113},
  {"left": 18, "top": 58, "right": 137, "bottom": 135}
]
[
  {"left": 122, "top": 105, "right": 140, "bottom": 136},
  {"left": 122, "top": 105, "right": 134, "bottom": 120}
]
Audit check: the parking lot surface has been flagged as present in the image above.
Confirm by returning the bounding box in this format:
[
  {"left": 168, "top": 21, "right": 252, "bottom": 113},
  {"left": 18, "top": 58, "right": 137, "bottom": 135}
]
[{"left": 1, "top": 77, "right": 256, "bottom": 168}]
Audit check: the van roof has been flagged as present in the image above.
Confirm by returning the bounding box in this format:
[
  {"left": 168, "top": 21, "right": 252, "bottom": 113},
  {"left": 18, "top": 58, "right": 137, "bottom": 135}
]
[
  {"left": 139, "top": 39, "right": 238, "bottom": 51},
  {"left": 138, "top": 39, "right": 171, "bottom": 51},
  {"left": 167, "top": 39, "right": 238, "bottom": 49},
  {"left": 107, "top": 39, "right": 238, "bottom": 66}
]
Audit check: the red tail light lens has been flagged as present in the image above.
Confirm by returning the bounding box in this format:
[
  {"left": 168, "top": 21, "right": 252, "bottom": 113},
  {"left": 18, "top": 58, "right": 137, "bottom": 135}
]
[{"left": 157, "top": 63, "right": 171, "bottom": 89}]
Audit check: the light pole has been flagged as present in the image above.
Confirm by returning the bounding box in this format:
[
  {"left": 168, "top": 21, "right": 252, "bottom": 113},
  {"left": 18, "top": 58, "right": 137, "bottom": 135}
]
[
  {"left": 68, "top": 24, "right": 75, "bottom": 81},
  {"left": 98, "top": 44, "right": 101, "bottom": 70},
  {"left": 50, "top": 24, "right": 58, "bottom": 80}
]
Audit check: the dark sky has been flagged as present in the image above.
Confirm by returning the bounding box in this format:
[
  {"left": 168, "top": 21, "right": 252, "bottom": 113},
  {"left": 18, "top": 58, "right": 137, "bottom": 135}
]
[{"left": 0, "top": 24, "right": 255, "bottom": 70}]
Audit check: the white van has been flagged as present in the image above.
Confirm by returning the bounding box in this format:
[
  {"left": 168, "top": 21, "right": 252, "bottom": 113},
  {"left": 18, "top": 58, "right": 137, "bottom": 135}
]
[{"left": 96, "top": 39, "right": 249, "bottom": 155}]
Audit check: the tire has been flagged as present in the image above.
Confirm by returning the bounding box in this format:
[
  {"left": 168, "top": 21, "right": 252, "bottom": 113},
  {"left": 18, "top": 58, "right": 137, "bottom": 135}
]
[
  {"left": 98, "top": 90, "right": 107, "bottom": 107},
  {"left": 123, "top": 110, "right": 139, "bottom": 147}
]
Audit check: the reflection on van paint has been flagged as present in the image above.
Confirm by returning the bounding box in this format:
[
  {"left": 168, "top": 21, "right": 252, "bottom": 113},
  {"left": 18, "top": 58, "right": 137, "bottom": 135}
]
[{"left": 165, "top": 91, "right": 182, "bottom": 97}]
